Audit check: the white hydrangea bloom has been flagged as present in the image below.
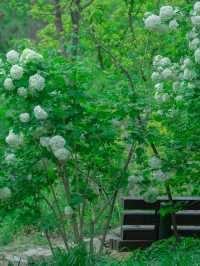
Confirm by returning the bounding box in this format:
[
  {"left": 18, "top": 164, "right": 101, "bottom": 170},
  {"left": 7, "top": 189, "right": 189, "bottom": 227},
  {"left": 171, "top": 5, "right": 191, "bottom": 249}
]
[
  {"left": 175, "top": 95, "right": 183, "bottom": 102},
  {"left": 0, "top": 187, "right": 12, "bottom": 200},
  {"left": 194, "top": 48, "right": 200, "bottom": 63},
  {"left": 40, "top": 137, "right": 50, "bottom": 148},
  {"left": 173, "top": 82, "right": 180, "bottom": 91},
  {"left": 152, "top": 170, "right": 166, "bottom": 180},
  {"left": 10, "top": 64, "right": 23, "bottom": 80},
  {"left": 64, "top": 206, "right": 74, "bottom": 217},
  {"left": 5, "top": 130, "right": 23, "bottom": 147},
  {"left": 4, "top": 78, "right": 14, "bottom": 91},
  {"left": 183, "top": 68, "right": 196, "bottom": 80},
  {"left": 187, "top": 30, "right": 198, "bottom": 40},
  {"left": 111, "top": 119, "right": 121, "bottom": 127},
  {"left": 183, "top": 58, "right": 192, "bottom": 67},
  {"left": 162, "top": 68, "right": 173, "bottom": 80},
  {"left": 188, "top": 82, "right": 195, "bottom": 89},
  {"left": 144, "top": 15, "right": 162, "bottom": 31},
  {"left": 189, "top": 38, "right": 200, "bottom": 50},
  {"left": 155, "top": 83, "right": 164, "bottom": 92},
  {"left": 29, "top": 74, "right": 45, "bottom": 91},
  {"left": 5, "top": 130, "right": 19, "bottom": 146},
  {"left": 128, "top": 175, "right": 143, "bottom": 186},
  {"left": 151, "top": 72, "right": 160, "bottom": 82},
  {"left": 160, "top": 6, "right": 174, "bottom": 21},
  {"left": 50, "top": 135, "right": 66, "bottom": 151},
  {"left": 159, "top": 57, "right": 171, "bottom": 67},
  {"left": 149, "top": 156, "right": 162, "bottom": 169},
  {"left": 19, "top": 113, "right": 30, "bottom": 123},
  {"left": 17, "top": 87, "right": 27, "bottom": 98},
  {"left": 162, "top": 93, "right": 170, "bottom": 102},
  {"left": 20, "top": 48, "right": 43, "bottom": 64},
  {"left": 194, "top": 2, "right": 200, "bottom": 14},
  {"left": 191, "top": 16, "right": 200, "bottom": 26},
  {"left": 143, "top": 187, "right": 159, "bottom": 203},
  {"left": 144, "top": 12, "right": 152, "bottom": 18},
  {"left": 169, "top": 19, "right": 179, "bottom": 30},
  {"left": 153, "top": 55, "right": 162, "bottom": 67},
  {"left": 156, "top": 110, "right": 163, "bottom": 116},
  {"left": 6, "top": 50, "right": 19, "bottom": 64},
  {"left": 154, "top": 92, "right": 163, "bottom": 103},
  {"left": 34, "top": 105, "right": 48, "bottom": 120},
  {"left": 5, "top": 153, "right": 16, "bottom": 165},
  {"left": 53, "top": 148, "right": 70, "bottom": 161}
]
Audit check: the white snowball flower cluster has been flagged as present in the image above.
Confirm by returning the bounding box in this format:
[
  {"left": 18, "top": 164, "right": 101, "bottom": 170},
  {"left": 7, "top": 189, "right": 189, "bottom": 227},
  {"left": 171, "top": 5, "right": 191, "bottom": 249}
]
[
  {"left": 17, "top": 87, "right": 27, "bottom": 98},
  {"left": 64, "top": 206, "right": 74, "bottom": 217},
  {"left": 144, "top": 15, "right": 162, "bottom": 31},
  {"left": 10, "top": 64, "right": 23, "bottom": 80},
  {"left": 162, "top": 68, "right": 173, "bottom": 80},
  {"left": 144, "top": 5, "right": 178, "bottom": 32},
  {"left": 19, "top": 113, "right": 30, "bottom": 123},
  {"left": 49, "top": 135, "right": 66, "bottom": 151},
  {"left": 128, "top": 175, "right": 143, "bottom": 190},
  {"left": 5, "top": 153, "right": 16, "bottom": 165},
  {"left": 194, "top": 2, "right": 200, "bottom": 14},
  {"left": 4, "top": 78, "right": 14, "bottom": 91},
  {"left": 151, "top": 49, "right": 197, "bottom": 108},
  {"left": 40, "top": 137, "right": 50, "bottom": 148},
  {"left": 50, "top": 136, "right": 70, "bottom": 162},
  {"left": 143, "top": 187, "right": 159, "bottom": 203},
  {"left": 29, "top": 74, "right": 45, "bottom": 92},
  {"left": 191, "top": 15, "right": 200, "bottom": 27},
  {"left": 34, "top": 105, "right": 48, "bottom": 120},
  {"left": 151, "top": 55, "right": 179, "bottom": 105},
  {"left": 20, "top": 48, "right": 43, "bottom": 64},
  {"left": 6, "top": 50, "right": 19, "bottom": 64},
  {"left": 152, "top": 170, "right": 169, "bottom": 181},
  {"left": 54, "top": 148, "right": 70, "bottom": 162},
  {"left": 40, "top": 135, "right": 70, "bottom": 162},
  {"left": 148, "top": 156, "right": 162, "bottom": 169},
  {"left": 5, "top": 130, "right": 24, "bottom": 147},
  {"left": 189, "top": 37, "right": 200, "bottom": 50},
  {"left": 0, "top": 187, "right": 12, "bottom": 200},
  {"left": 160, "top": 6, "right": 174, "bottom": 21},
  {"left": 169, "top": 19, "right": 179, "bottom": 30},
  {"left": 194, "top": 48, "right": 200, "bottom": 63}
]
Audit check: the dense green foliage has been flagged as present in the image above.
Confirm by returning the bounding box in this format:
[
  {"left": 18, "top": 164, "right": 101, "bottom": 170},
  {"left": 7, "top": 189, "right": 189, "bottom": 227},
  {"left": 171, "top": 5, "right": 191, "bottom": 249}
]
[{"left": 0, "top": 0, "right": 200, "bottom": 265}]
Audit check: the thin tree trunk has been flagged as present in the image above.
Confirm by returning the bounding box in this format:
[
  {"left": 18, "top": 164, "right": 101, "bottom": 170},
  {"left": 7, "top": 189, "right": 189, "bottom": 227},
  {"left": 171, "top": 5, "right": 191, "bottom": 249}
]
[
  {"left": 44, "top": 229, "right": 55, "bottom": 255},
  {"left": 60, "top": 163, "right": 80, "bottom": 242},
  {"left": 70, "top": 0, "right": 81, "bottom": 61},
  {"left": 99, "top": 143, "right": 135, "bottom": 253},
  {"left": 42, "top": 194, "right": 69, "bottom": 251},
  {"left": 54, "top": 0, "right": 66, "bottom": 55}
]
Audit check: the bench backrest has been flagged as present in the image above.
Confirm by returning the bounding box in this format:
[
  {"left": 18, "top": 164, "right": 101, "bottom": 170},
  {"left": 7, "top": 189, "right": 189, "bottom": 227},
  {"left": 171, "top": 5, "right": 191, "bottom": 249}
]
[{"left": 121, "top": 196, "right": 200, "bottom": 242}]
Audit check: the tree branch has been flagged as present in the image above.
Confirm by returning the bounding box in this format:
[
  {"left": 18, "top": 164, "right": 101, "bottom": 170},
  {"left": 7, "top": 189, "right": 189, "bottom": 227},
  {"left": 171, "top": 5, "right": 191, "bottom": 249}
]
[{"left": 81, "top": 0, "right": 95, "bottom": 10}]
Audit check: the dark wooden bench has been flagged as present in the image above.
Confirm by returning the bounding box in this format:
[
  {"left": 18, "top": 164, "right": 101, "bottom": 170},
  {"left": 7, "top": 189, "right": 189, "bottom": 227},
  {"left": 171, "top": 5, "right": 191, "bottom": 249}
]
[{"left": 110, "top": 196, "right": 200, "bottom": 251}]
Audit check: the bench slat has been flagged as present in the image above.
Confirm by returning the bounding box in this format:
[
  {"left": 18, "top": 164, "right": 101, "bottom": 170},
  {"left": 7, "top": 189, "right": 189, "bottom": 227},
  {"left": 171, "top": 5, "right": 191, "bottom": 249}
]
[
  {"left": 123, "top": 211, "right": 159, "bottom": 225},
  {"left": 176, "top": 226, "right": 200, "bottom": 237},
  {"left": 176, "top": 212, "right": 200, "bottom": 225},
  {"left": 123, "top": 197, "right": 200, "bottom": 210},
  {"left": 111, "top": 238, "right": 154, "bottom": 251},
  {"left": 123, "top": 198, "right": 160, "bottom": 210},
  {"left": 122, "top": 225, "right": 157, "bottom": 241}
]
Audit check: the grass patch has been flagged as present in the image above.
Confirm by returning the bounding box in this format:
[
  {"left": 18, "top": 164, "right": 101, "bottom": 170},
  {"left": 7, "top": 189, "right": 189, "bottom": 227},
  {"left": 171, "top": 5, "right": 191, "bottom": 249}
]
[{"left": 26, "top": 237, "right": 200, "bottom": 266}]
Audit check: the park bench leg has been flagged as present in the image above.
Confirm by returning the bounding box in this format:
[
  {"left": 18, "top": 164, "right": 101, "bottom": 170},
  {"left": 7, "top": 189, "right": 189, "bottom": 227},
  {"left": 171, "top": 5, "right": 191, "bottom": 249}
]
[{"left": 159, "top": 214, "right": 172, "bottom": 239}]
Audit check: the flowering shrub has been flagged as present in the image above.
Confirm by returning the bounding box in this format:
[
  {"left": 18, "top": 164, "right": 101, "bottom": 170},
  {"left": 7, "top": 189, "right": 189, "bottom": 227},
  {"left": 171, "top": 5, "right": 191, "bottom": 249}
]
[
  {"left": 0, "top": 47, "right": 128, "bottom": 249},
  {"left": 144, "top": 5, "right": 180, "bottom": 32},
  {"left": 130, "top": 2, "right": 200, "bottom": 200}
]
